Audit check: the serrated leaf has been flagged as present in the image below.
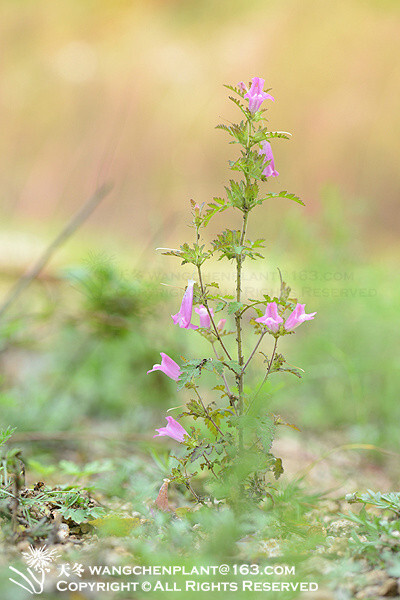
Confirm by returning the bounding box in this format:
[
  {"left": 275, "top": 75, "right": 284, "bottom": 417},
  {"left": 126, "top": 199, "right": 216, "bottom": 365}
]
[
  {"left": 215, "top": 300, "right": 226, "bottom": 312},
  {"left": 203, "top": 197, "right": 229, "bottom": 226},
  {"left": 251, "top": 130, "right": 292, "bottom": 146},
  {"left": 228, "top": 95, "right": 249, "bottom": 119},
  {"left": 256, "top": 416, "right": 276, "bottom": 453},
  {"left": 184, "top": 399, "right": 206, "bottom": 419},
  {"left": 227, "top": 301, "right": 244, "bottom": 315},
  {"left": 211, "top": 229, "right": 241, "bottom": 260},
  {"left": 178, "top": 359, "right": 211, "bottom": 389},
  {"left": 258, "top": 190, "right": 304, "bottom": 206},
  {"left": 223, "top": 84, "right": 245, "bottom": 98}
]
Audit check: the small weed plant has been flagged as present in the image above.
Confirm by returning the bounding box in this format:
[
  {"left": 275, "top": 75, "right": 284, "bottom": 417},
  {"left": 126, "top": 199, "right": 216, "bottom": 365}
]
[{"left": 148, "top": 78, "right": 316, "bottom": 505}]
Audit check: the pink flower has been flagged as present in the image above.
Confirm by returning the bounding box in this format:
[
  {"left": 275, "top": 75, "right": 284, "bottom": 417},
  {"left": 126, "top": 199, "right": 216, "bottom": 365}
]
[
  {"left": 195, "top": 304, "right": 214, "bottom": 328},
  {"left": 284, "top": 303, "right": 316, "bottom": 331},
  {"left": 259, "top": 141, "right": 279, "bottom": 177},
  {"left": 172, "top": 279, "right": 198, "bottom": 329},
  {"left": 255, "top": 302, "right": 283, "bottom": 333},
  {"left": 147, "top": 353, "right": 181, "bottom": 381},
  {"left": 244, "top": 77, "right": 274, "bottom": 113},
  {"left": 217, "top": 318, "right": 226, "bottom": 331},
  {"left": 154, "top": 416, "right": 189, "bottom": 443}
]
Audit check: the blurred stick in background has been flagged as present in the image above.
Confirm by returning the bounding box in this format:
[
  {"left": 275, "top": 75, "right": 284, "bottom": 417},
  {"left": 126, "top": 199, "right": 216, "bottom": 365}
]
[{"left": 0, "top": 182, "right": 113, "bottom": 320}]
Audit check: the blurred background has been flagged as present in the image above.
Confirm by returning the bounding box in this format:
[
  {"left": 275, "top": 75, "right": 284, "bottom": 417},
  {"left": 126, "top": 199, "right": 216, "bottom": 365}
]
[
  {"left": 1, "top": 0, "right": 400, "bottom": 245},
  {"left": 0, "top": 0, "right": 399, "bottom": 480}
]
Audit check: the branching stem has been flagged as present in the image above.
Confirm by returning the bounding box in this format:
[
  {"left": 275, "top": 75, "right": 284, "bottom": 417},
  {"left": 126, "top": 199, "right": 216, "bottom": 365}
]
[
  {"left": 196, "top": 225, "right": 232, "bottom": 361},
  {"left": 246, "top": 337, "right": 279, "bottom": 415},
  {"left": 194, "top": 388, "right": 225, "bottom": 438},
  {"left": 211, "top": 342, "right": 233, "bottom": 399},
  {"left": 241, "top": 330, "right": 267, "bottom": 374}
]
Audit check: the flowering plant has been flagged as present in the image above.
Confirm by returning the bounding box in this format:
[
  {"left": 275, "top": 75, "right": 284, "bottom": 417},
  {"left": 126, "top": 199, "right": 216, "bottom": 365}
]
[{"left": 148, "top": 77, "right": 315, "bottom": 505}]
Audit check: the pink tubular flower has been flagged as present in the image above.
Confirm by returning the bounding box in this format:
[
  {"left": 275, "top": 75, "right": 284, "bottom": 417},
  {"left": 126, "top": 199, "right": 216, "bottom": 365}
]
[
  {"left": 153, "top": 416, "right": 188, "bottom": 443},
  {"left": 217, "top": 318, "right": 226, "bottom": 331},
  {"left": 147, "top": 353, "right": 181, "bottom": 381},
  {"left": 244, "top": 77, "right": 274, "bottom": 113},
  {"left": 255, "top": 302, "right": 283, "bottom": 333},
  {"left": 259, "top": 141, "right": 279, "bottom": 177},
  {"left": 195, "top": 304, "right": 213, "bottom": 328},
  {"left": 172, "top": 279, "right": 198, "bottom": 329},
  {"left": 284, "top": 303, "right": 317, "bottom": 331}
]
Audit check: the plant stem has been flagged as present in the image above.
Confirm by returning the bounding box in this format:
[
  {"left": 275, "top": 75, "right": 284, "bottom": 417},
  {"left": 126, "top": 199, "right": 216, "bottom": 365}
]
[
  {"left": 185, "top": 477, "right": 201, "bottom": 503},
  {"left": 196, "top": 226, "right": 232, "bottom": 361},
  {"left": 235, "top": 210, "right": 249, "bottom": 453},
  {"left": 211, "top": 342, "right": 233, "bottom": 400},
  {"left": 235, "top": 115, "right": 253, "bottom": 453},
  {"left": 246, "top": 337, "right": 279, "bottom": 415},
  {"left": 194, "top": 388, "right": 225, "bottom": 438},
  {"left": 263, "top": 337, "right": 279, "bottom": 382},
  {"left": 241, "top": 330, "right": 267, "bottom": 374},
  {"left": 239, "top": 300, "right": 269, "bottom": 317},
  {"left": 203, "top": 455, "right": 220, "bottom": 480}
]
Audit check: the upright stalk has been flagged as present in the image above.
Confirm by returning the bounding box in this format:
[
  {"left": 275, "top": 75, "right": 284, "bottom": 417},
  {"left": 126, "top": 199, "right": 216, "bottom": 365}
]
[
  {"left": 235, "top": 210, "right": 249, "bottom": 453},
  {"left": 236, "top": 117, "right": 252, "bottom": 450}
]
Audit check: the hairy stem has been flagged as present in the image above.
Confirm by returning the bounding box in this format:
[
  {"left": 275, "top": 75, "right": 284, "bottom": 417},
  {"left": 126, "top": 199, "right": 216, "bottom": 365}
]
[
  {"left": 246, "top": 337, "right": 279, "bottom": 415},
  {"left": 241, "top": 329, "right": 267, "bottom": 374},
  {"left": 211, "top": 342, "right": 233, "bottom": 400},
  {"left": 235, "top": 116, "right": 253, "bottom": 453},
  {"left": 203, "top": 455, "right": 220, "bottom": 480},
  {"left": 235, "top": 210, "right": 249, "bottom": 453},
  {"left": 196, "top": 224, "right": 232, "bottom": 361},
  {"left": 185, "top": 476, "right": 201, "bottom": 503},
  {"left": 194, "top": 388, "right": 225, "bottom": 438}
]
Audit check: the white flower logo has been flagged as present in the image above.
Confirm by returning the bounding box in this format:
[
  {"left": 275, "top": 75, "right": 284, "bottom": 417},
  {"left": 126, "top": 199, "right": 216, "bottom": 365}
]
[
  {"left": 22, "top": 545, "right": 60, "bottom": 572},
  {"left": 9, "top": 544, "right": 60, "bottom": 595}
]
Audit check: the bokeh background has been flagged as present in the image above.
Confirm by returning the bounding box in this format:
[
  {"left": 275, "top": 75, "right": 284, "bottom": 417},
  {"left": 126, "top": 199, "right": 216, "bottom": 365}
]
[
  {"left": 2, "top": 0, "right": 400, "bottom": 244},
  {"left": 0, "top": 0, "right": 399, "bottom": 476}
]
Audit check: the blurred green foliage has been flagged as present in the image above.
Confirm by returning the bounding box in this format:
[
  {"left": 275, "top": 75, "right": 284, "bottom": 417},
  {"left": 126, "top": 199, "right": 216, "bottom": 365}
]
[{"left": 0, "top": 256, "right": 181, "bottom": 434}]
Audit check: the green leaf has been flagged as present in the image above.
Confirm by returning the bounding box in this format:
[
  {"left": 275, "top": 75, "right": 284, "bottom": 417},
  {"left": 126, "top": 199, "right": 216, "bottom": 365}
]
[
  {"left": 203, "top": 197, "right": 229, "bottom": 226},
  {"left": 183, "top": 399, "right": 206, "bottom": 419},
  {"left": 60, "top": 506, "right": 105, "bottom": 524},
  {"left": 216, "top": 121, "right": 247, "bottom": 145},
  {"left": 257, "top": 190, "right": 305, "bottom": 206},
  {"left": 178, "top": 359, "right": 211, "bottom": 389},
  {"left": 250, "top": 129, "right": 292, "bottom": 146},
  {"left": 164, "top": 242, "right": 209, "bottom": 266},
  {"left": 189, "top": 445, "right": 209, "bottom": 463},
  {"left": 273, "top": 457, "right": 284, "bottom": 480},
  {"left": 223, "top": 84, "right": 245, "bottom": 98},
  {"left": 229, "top": 154, "right": 265, "bottom": 184},
  {"left": 264, "top": 131, "right": 292, "bottom": 140},
  {"left": 256, "top": 416, "right": 276, "bottom": 453},
  {"left": 214, "top": 300, "right": 226, "bottom": 313},
  {"left": 211, "top": 229, "right": 241, "bottom": 260},
  {"left": 227, "top": 301, "right": 244, "bottom": 315},
  {"left": 227, "top": 95, "right": 249, "bottom": 119},
  {"left": 0, "top": 426, "right": 16, "bottom": 447}
]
